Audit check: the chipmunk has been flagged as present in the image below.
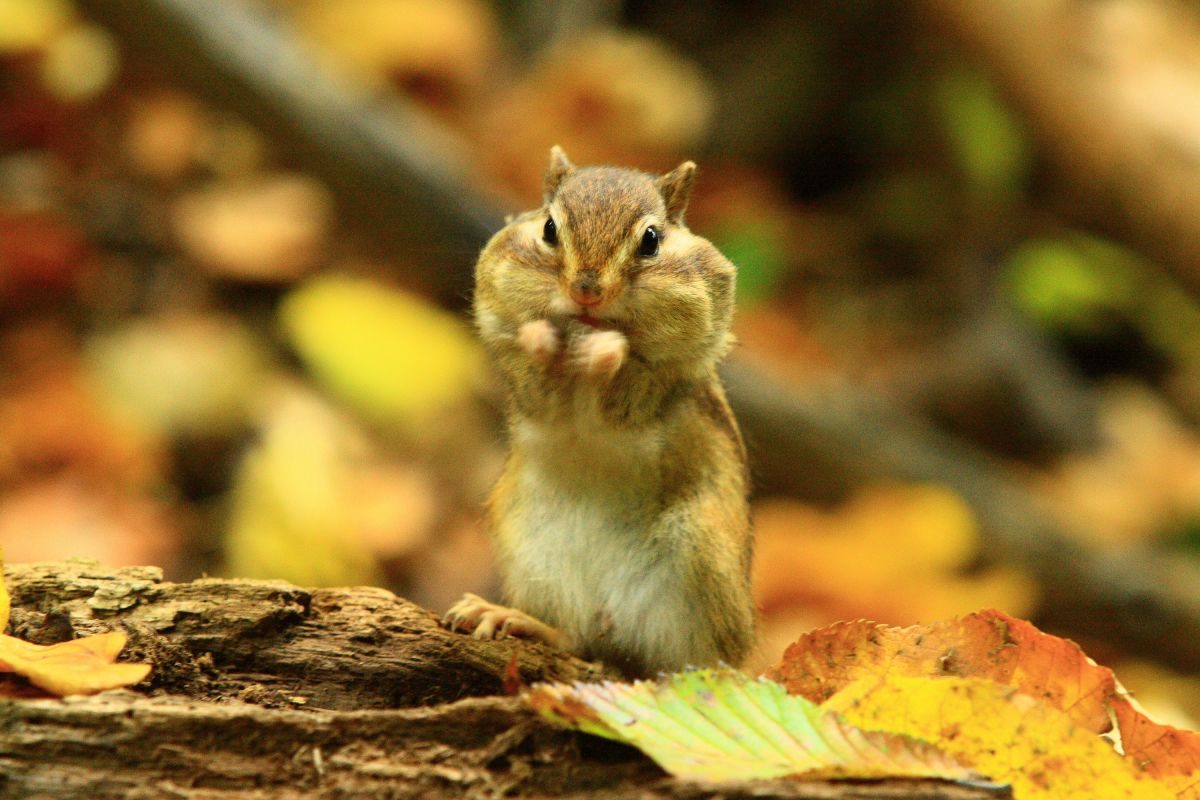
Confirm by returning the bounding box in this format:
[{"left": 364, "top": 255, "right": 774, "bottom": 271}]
[{"left": 443, "top": 146, "right": 755, "bottom": 677}]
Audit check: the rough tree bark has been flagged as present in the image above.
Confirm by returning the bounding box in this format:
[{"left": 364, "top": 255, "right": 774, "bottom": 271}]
[{"left": 0, "top": 561, "right": 1007, "bottom": 799}]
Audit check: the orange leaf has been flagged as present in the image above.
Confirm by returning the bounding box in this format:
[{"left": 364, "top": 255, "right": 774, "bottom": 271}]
[
  {"left": 770, "top": 610, "right": 1200, "bottom": 794},
  {"left": 1111, "top": 697, "right": 1200, "bottom": 792},
  {"left": 0, "top": 631, "right": 151, "bottom": 696},
  {"left": 766, "top": 609, "right": 1115, "bottom": 733}
]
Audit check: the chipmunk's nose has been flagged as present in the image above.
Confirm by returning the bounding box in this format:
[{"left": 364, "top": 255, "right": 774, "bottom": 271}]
[{"left": 568, "top": 270, "right": 602, "bottom": 307}]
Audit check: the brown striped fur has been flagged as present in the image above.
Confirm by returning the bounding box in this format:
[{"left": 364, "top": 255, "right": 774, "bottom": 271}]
[{"left": 466, "top": 148, "right": 755, "bottom": 676}]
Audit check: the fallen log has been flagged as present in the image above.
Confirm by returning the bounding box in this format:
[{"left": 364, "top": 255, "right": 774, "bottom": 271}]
[{"left": 0, "top": 560, "right": 1004, "bottom": 799}]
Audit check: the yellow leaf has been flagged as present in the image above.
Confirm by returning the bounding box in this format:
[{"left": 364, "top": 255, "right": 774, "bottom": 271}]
[
  {"left": 753, "top": 487, "right": 1038, "bottom": 624},
  {"left": 0, "top": 0, "right": 72, "bottom": 53},
  {"left": 279, "top": 275, "right": 481, "bottom": 433},
  {"left": 225, "top": 386, "right": 381, "bottom": 586},
  {"left": 825, "top": 675, "right": 1172, "bottom": 800},
  {"left": 0, "top": 631, "right": 151, "bottom": 696}
]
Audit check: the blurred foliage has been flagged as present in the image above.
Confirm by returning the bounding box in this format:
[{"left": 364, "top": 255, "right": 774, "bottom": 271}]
[
  {"left": 226, "top": 386, "right": 384, "bottom": 587},
  {"left": 86, "top": 313, "right": 271, "bottom": 438},
  {"left": 278, "top": 275, "right": 482, "bottom": 436},
  {"left": 1004, "top": 233, "right": 1200, "bottom": 378},
  {"left": 935, "top": 68, "right": 1031, "bottom": 199},
  {"left": 2, "top": 0, "right": 1200, "bottom": 721}
]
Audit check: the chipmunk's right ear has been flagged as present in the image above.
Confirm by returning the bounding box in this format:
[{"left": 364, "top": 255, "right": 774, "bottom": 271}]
[
  {"left": 657, "top": 160, "right": 696, "bottom": 225},
  {"left": 543, "top": 145, "right": 574, "bottom": 203}
]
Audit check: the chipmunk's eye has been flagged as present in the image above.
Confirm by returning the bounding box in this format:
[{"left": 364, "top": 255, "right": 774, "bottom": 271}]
[
  {"left": 543, "top": 217, "right": 558, "bottom": 246},
  {"left": 638, "top": 226, "right": 660, "bottom": 257}
]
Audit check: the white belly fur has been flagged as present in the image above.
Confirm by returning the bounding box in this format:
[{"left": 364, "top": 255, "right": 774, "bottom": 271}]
[{"left": 502, "top": 417, "right": 714, "bottom": 671}]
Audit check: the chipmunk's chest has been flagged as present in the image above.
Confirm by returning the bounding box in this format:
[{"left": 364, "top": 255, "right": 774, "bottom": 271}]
[{"left": 500, "top": 419, "right": 679, "bottom": 623}]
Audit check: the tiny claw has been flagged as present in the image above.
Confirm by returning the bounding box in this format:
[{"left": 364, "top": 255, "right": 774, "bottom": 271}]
[{"left": 474, "top": 617, "right": 498, "bottom": 639}]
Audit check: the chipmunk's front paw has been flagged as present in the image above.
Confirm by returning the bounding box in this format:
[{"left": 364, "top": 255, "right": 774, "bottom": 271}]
[
  {"left": 517, "top": 319, "right": 560, "bottom": 366},
  {"left": 442, "top": 593, "right": 571, "bottom": 649},
  {"left": 571, "top": 330, "right": 627, "bottom": 381}
]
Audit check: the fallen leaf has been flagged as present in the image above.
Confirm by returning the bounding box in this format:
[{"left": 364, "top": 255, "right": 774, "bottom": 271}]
[
  {"left": 0, "top": 631, "right": 150, "bottom": 696},
  {"left": 770, "top": 610, "right": 1200, "bottom": 795},
  {"left": 0, "top": 323, "right": 166, "bottom": 487},
  {"left": 0, "top": 208, "right": 93, "bottom": 301},
  {"left": 40, "top": 21, "right": 118, "bottom": 103},
  {"left": 826, "top": 675, "right": 1170, "bottom": 800},
  {"left": 122, "top": 90, "right": 209, "bottom": 181},
  {"left": 480, "top": 30, "right": 714, "bottom": 199},
  {"left": 767, "top": 610, "right": 1114, "bottom": 733},
  {"left": 527, "top": 668, "right": 978, "bottom": 783},
  {"left": 225, "top": 384, "right": 382, "bottom": 587},
  {"left": 1035, "top": 383, "right": 1200, "bottom": 546},
  {"left": 1112, "top": 699, "right": 1200, "bottom": 789},
  {"left": 85, "top": 311, "right": 272, "bottom": 438},
  {"left": 0, "top": 478, "right": 180, "bottom": 568},
  {"left": 0, "top": 553, "right": 149, "bottom": 696},
  {"left": 295, "top": 0, "right": 499, "bottom": 118},
  {"left": 0, "top": 0, "right": 73, "bottom": 54}
]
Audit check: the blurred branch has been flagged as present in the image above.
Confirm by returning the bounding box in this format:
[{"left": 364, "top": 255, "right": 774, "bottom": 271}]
[
  {"left": 726, "top": 359, "right": 1200, "bottom": 671},
  {"left": 919, "top": 0, "right": 1200, "bottom": 298},
  {"left": 74, "top": 0, "right": 506, "bottom": 305},
  {"left": 884, "top": 307, "right": 1100, "bottom": 461}
]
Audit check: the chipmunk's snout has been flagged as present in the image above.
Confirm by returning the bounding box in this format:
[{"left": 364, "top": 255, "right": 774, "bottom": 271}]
[{"left": 568, "top": 270, "right": 602, "bottom": 307}]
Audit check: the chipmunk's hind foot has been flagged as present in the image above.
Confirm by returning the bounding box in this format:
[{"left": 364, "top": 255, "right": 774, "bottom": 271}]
[{"left": 442, "top": 593, "right": 572, "bottom": 650}]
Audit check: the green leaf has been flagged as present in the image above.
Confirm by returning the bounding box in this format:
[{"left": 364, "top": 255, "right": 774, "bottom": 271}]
[
  {"left": 713, "top": 222, "right": 788, "bottom": 306},
  {"left": 936, "top": 68, "right": 1031, "bottom": 197},
  {"left": 526, "top": 668, "right": 979, "bottom": 783}
]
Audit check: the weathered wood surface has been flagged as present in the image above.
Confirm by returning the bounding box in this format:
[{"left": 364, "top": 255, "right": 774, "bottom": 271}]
[{"left": 0, "top": 560, "right": 1008, "bottom": 800}]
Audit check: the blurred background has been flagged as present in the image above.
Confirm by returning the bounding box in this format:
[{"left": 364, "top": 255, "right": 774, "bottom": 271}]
[{"left": 2, "top": 0, "right": 1200, "bottom": 720}]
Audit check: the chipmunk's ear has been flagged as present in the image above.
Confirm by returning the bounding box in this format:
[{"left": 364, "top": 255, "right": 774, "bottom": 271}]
[
  {"left": 657, "top": 160, "right": 696, "bottom": 225},
  {"left": 543, "top": 145, "right": 575, "bottom": 204}
]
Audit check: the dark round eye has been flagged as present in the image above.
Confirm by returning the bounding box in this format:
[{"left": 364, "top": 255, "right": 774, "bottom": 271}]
[
  {"left": 543, "top": 217, "right": 558, "bottom": 246},
  {"left": 638, "top": 226, "right": 660, "bottom": 257}
]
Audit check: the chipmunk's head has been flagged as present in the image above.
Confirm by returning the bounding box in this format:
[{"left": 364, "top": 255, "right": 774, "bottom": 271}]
[{"left": 537, "top": 146, "right": 696, "bottom": 325}]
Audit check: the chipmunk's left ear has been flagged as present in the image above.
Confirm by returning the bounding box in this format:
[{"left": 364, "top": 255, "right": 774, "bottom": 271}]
[{"left": 656, "top": 161, "right": 697, "bottom": 225}]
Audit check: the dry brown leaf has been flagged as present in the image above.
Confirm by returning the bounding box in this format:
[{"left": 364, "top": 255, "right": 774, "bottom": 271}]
[
  {"left": 480, "top": 30, "right": 713, "bottom": 199},
  {"left": 172, "top": 174, "right": 332, "bottom": 282}
]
